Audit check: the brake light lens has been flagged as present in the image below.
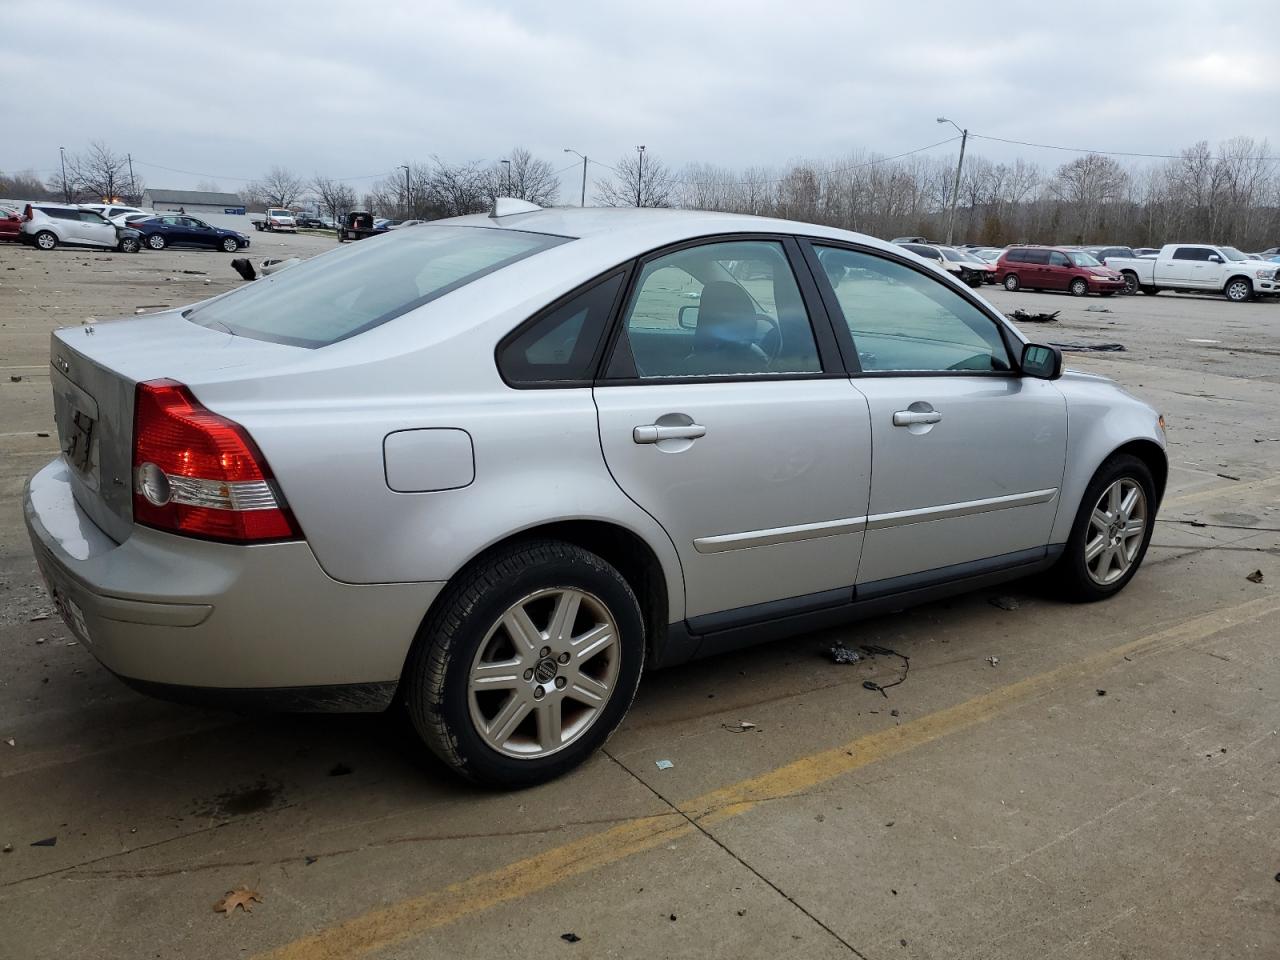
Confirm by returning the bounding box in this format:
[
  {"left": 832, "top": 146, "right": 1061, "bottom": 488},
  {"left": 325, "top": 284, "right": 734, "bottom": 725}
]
[{"left": 132, "top": 380, "right": 300, "bottom": 542}]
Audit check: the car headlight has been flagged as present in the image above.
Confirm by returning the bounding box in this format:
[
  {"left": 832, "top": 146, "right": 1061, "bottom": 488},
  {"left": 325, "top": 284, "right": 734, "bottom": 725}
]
[{"left": 1256, "top": 269, "right": 1273, "bottom": 279}]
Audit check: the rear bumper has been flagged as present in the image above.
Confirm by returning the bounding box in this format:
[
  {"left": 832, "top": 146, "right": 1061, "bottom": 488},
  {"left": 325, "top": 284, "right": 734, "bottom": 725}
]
[{"left": 24, "top": 459, "right": 441, "bottom": 710}]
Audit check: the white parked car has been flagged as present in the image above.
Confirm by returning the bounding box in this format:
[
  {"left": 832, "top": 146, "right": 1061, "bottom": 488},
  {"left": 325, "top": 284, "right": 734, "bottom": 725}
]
[
  {"left": 1106, "top": 243, "right": 1279, "bottom": 301},
  {"left": 81, "top": 203, "right": 148, "bottom": 222},
  {"left": 20, "top": 203, "right": 142, "bottom": 252},
  {"left": 25, "top": 204, "right": 1167, "bottom": 785}
]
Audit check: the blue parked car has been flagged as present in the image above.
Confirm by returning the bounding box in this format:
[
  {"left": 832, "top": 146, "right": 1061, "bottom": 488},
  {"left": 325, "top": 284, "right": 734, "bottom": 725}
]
[{"left": 132, "top": 215, "right": 250, "bottom": 252}]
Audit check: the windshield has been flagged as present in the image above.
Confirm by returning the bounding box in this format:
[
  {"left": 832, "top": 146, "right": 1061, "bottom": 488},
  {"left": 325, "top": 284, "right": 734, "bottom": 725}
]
[
  {"left": 1219, "top": 247, "right": 1248, "bottom": 262},
  {"left": 939, "top": 247, "right": 968, "bottom": 262},
  {"left": 1068, "top": 251, "right": 1102, "bottom": 267},
  {"left": 268, "top": 210, "right": 291, "bottom": 217},
  {"left": 186, "top": 225, "right": 569, "bottom": 347}
]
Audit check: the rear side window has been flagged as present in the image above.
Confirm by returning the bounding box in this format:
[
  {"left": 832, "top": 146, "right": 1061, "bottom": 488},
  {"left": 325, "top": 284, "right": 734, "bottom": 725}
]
[
  {"left": 1025, "top": 249, "right": 1050, "bottom": 265},
  {"left": 186, "top": 225, "right": 570, "bottom": 348},
  {"left": 37, "top": 207, "right": 77, "bottom": 220},
  {"left": 1173, "top": 247, "right": 1209, "bottom": 261},
  {"left": 498, "top": 271, "right": 626, "bottom": 386}
]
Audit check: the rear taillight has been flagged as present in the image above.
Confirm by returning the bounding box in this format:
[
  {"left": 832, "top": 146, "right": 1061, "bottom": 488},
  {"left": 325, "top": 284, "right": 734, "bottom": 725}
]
[
  {"left": 22, "top": 204, "right": 32, "bottom": 221},
  {"left": 131, "top": 380, "right": 301, "bottom": 543}
]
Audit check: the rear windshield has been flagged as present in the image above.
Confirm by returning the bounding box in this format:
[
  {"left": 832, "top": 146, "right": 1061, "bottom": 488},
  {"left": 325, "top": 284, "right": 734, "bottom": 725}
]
[{"left": 185, "top": 225, "right": 570, "bottom": 347}]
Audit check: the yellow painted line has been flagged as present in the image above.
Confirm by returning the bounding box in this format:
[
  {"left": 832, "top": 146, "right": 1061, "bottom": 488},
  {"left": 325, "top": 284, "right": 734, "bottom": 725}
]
[
  {"left": 255, "top": 594, "right": 1280, "bottom": 960},
  {"left": 1165, "top": 474, "right": 1280, "bottom": 508}
]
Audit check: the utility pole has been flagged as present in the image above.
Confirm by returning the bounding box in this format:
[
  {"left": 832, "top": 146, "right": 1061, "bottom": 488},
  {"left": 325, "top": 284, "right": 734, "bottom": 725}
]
[
  {"left": 937, "top": 117, "right": 968, "bottom": 246},
  {"left": 399, "top": 164, "right": 410, "bottom": 218},
  {"left": 563, "top": 149, "right": 588, "bottom": 206},
  {"left": 126, "top": 152, "right": 136, "bottom": 202},
  {"left": 59, "top": 146, "right": 69, "bottom": 203},
  {"left": 636, "top": 145, "right": 646, "bottom": 207}
]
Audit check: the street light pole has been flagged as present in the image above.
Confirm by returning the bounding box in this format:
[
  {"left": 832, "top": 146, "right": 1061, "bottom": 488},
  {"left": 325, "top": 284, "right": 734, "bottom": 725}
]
[
  {"left": 500, "top": 159, "right": 511, "bottom": 197},
  {"left": 635, "top": 145, "right": 646, "bottom": 207},
  {"left": 59, "top": 146, "right": 69, "bottom": 203},
  {"left": 399, "top": 164, "right": 410, "bottom": 218},
  {"left": 937, "top": 117, "right": 968, "bottom": 246},
  {"left": 563, "top": 149, "right": 588, "bottom": 206}
]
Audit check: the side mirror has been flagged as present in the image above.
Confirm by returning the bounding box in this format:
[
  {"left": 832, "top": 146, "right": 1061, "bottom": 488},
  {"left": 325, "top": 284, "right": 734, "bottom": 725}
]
[
  {"left": 1021, "top": 343, "right": 1063, "bottom": 380},
  {"left": 1207, "top": 254, "right": 1222, "bottom": 263},
  {"left": 678, "top": 305, "right": 699, "bottom": 329}
]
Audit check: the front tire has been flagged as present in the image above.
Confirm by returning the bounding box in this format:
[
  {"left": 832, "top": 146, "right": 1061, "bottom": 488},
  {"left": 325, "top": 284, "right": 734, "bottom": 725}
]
[
  {"left": 118, "top": 237, "right": 140, "bottom": 253},
  {"left": 1225, "top": 278, "right": 1253, "bottom": 303},
  {"left": 1003, "top": 273, "right": 1020, "bottom": 292},
  {"left": 34, "top": 230, "right": 57, "bottom": 251},
  {"left": 1054, "top": 454, "right": 1156, "bottom": 602},
  {"left": 1121, "top": 271, "right": 1139, "bottom": 295},
  {"left": 403, "top": 540, "right": 645, "bottom": 787},
  {"left": 1069, "top": 278, "right": 1089, "bottom": 297},
  {"left": 147, "top": 233, "right": 166, "bottom": 250},
  {"left": 221, "top": 237, "right": 239, "bottom": 253}
]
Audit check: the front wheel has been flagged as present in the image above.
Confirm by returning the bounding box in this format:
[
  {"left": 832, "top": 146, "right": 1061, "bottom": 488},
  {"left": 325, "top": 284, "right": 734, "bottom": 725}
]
[
  {"left": 1054, "top": 454, "right": 1156, "bottom": 602},
  {"left": 402, "top": 540, "right": 646, "bottom": 786},
  {"left": 221, "top": 237, "right": 239, "bottom": 253},
  {"left": 146, "top": 233, "right": 166, "bottom": 250},
  {"left": 118, "top": 237, "right": 141, "bottom": 253},
  {"left": 1069, "top": 278, "right": 1089, "bottom": 297},
  {"left": 1121, "top": 271, "right": 1140, "bottom": 295},
  {"left": 1003, "top": 273, "right": 1020, "bottom": 292},
  {"left": 1225, "top": 278, "right": 1253, "bottom": 303}
]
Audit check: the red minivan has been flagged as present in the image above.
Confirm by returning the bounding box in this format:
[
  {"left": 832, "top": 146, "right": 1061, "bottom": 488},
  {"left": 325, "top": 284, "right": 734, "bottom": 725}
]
[{"left": 996, "top": 246, "right": 1125, "bottom": 297}]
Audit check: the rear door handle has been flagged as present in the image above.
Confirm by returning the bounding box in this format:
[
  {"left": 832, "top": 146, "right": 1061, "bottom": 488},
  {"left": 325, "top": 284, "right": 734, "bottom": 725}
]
[
  {"left": 633, "top": 423, "right": 707, "bottom": 444},
  {"left": 892, "top": 410, "right": 942, "bottom": 427}
]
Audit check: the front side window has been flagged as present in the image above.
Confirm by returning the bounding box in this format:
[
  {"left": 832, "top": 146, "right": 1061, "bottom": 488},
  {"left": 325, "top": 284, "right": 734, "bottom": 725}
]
[
  {"left": 813, "top": 245, "right": 1012, "bottom": 374},
  {"left": 1049, "top": 252, "right": 1070, "bottom": 267},
  {"left": 1173, "top": 247, "right": 1207, "bottom": 261},
  {"left": 498, "top": 272, "right": 625, "bottom": 386},
  {"left": 609, "top": 239, "right": 821, "bottom": 379},
  {"left": 186, "top": 225, "right": 569, "bottom": 348},
  {"left": 1068, "top": 251, "right": 1101, "bottom": 267}
]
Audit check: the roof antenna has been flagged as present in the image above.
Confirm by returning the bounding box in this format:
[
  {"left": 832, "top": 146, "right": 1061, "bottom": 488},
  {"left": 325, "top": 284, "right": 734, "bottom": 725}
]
[{"left": 489, "top": 197, "right": 542, "bottom": 219}]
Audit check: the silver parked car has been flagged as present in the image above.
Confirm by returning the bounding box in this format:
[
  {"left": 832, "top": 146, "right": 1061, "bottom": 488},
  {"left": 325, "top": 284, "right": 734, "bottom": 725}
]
[
  {"left": 20, "top": 203, "right": 143, "bottom": 253},
  {"left": 24, "top": 203, "right": 1166, "bottom": 785}
]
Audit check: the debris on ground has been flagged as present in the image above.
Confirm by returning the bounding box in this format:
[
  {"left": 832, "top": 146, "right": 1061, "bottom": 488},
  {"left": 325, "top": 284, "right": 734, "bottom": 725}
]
[
  {"left": 29, "top": 614, "right": 49, "bottom": 622},
  {"left": 213, "top": 887, "right": 262, "bottom": 915},
  {"left": 230, "top": 258, "right": 257, "bottom": 281},
  {"left": 1217, "top": 473, "right": 1241, "bottom": 481},
  {"left": 1246, "top": 570, "right": 1264, "bottom": 584},
  {"left": 721, "top": 720, "right": 758, "bottom": 733},
  {"left": 560, "top": 933, "right": 581, "bottom": 943},
  {"left": 986, "top": 656, "right": 1000, "bottom": 667},
  {"left": 2, "top": 843, "right": 12, "bottom": 853},
  {"left": 9, "top": 375, "right": 21, "bottom": 382},
  {"left": 989, "top": 596, "right": 1020, "bottom": 611},
  {"left": 304, "top": 855, "right": 318, "bottom": 866},
  {"left": 1097, "top": 689, "right": 1107, "bottom": 697},
  {"left": 4, "top": 737, "right": 14, "bottom": 746},
  {"left": 261, "top": 257, "right": 301, "bottom": 275},
  {"left": 828, "top": 644, "right": 863, "bottom": 664},
  {"left": 669, "top": 913, "right": 678, "bottom": 922},
  {"left": 30, "top": 837, "right": 56, "bottom": 847},
  {"left": 890, "top": 709, "right": 900, "bottom": 717},
  {"left": 1084, "top": 306, "right": 1112, "bottom": 313},
  {"left": 655, "top": 759, "right": 674, "bottom": 770},
  {"left": 1008, "top": 309, "right": 1060, "bottom": 323},
  {"left": 1048, "top": 342, "right": 1127, "bottom": 352}
]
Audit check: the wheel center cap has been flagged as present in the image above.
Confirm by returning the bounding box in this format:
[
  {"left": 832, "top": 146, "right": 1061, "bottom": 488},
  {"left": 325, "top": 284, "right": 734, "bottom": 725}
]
[{"left": 534, "top": 658, "right": 559, "bottom": 684}]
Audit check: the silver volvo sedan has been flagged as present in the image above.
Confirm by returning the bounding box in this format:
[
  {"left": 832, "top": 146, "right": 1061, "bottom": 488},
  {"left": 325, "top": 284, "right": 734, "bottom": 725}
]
[{"left": 24, "top": 202, "right": 1166, "bottom": 785}]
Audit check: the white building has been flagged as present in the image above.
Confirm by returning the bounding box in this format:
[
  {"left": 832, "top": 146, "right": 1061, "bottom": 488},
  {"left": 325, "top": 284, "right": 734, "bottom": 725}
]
[{"left": 140, "top": 188, "right": 246, "bottom": 216}]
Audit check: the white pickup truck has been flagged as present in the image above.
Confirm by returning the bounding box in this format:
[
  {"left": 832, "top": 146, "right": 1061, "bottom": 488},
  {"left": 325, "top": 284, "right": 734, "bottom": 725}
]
[
  {"left": 1106, "top": 243, "right": 1278, "bottom": 302},
  {"left": 252, "top": 208, "right": 297, "bottom": 233}
]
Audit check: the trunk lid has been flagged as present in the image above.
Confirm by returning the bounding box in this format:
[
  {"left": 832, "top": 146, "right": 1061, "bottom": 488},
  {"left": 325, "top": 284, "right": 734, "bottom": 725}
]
[{"left": 49, "top": 312, "right": 304, "bottom": 544}]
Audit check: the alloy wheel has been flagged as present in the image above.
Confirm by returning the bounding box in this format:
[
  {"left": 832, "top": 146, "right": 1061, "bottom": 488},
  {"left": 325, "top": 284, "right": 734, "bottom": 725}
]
[
  {"left": 467, "top": 587, "right": 620, "bottom": 759},
  {"left": 1226, "top": 280, "right": 1250, "bottom": 302},
  {"left": 36, "top": 232, "right": 55, "bottom": 250},
  {"left": 1084, "top": 478, "right": 1147, "bottom": 586},
  {"left": 148, "top": 234, "right": 165, "bottom": 249}
]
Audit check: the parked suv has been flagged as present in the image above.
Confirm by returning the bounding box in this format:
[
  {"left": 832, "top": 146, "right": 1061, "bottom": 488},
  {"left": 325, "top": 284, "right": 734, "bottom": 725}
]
[
  {"left": 897, "top": 242, "right": 990, "bottom": 287},
  {"left": 20, "top": 204, "right": 142, "bottom": 253},
  {"left": 996, "top": 246, "right": 1124, "bottom": 297}
]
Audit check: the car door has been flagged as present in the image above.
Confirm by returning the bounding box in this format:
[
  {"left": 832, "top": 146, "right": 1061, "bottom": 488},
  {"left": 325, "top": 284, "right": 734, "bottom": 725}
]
[
  {"left": 594, "top": 237, "right": 872, "bottom": 623},
  {"left": 806, "top": 242, "right": 1067, "bottom": 589},
  {"left": 1188, "top": 248, "right": 1223, "bottom": 288},
  {"left": 1162, "top": 247, "right": 1200, "bottom": 285},
  {"left": 183, "top": 217, "right": 216, "bottom": 247},
  {"left": 1045, "top": 251, "right": 1072, "bottom": 290},
  {"left": 77, "top": 211, "right": 117, "bottom": 247}
]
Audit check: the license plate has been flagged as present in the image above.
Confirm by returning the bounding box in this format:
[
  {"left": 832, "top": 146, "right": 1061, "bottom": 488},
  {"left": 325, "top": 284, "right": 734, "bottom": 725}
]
[
  {"left": 65, "top": 408, "right": 96, "bottom": 473},
  {"left": 51, "top": 585, "right": 92, "bottom": 645}
]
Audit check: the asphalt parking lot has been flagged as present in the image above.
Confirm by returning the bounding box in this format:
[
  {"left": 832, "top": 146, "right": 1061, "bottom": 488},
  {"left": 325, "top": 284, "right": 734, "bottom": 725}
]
[{"left": 1, "top": 238, "right": 1278, "bottom": 959}]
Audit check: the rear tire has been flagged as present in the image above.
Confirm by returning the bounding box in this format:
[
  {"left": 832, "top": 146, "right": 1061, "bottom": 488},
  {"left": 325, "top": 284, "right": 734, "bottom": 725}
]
[
  {"left": 1053, "top": 453, "right": 1156, "bottom": 603},
  {"left": 402, "top": 540, "right": 646, "bottom": 787},
  {"left": 1069, "top": 278, "right": 1089, "bottom": 297},
  {"left": 147, "top": 234, "right": 166, "bottom": 250},
  {"left": 35, "top": 230, "right": 57, "bottom": 251},
  {"left": 1003, "top": 273, "right": 1020, "bottom": 292}
]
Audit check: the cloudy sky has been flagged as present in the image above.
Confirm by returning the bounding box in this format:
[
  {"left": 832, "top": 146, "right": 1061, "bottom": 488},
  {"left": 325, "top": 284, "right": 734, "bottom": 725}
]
[{"left": 3, "top": 0, "right": 1277, "bottom": 197}]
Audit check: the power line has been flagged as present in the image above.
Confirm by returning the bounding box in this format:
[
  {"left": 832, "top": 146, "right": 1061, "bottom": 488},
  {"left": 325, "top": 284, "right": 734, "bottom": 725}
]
[{"left": 969, "top": 132, "right": 1280, "bottom": 162}]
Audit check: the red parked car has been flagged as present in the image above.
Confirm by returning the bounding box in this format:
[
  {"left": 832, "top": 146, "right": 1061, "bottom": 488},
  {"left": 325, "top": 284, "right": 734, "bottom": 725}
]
[
  {"left": 0, "top": 206, "right": 22, "bottom": 242},
  {"left": 996, "top": 245, "right": 1125, "bottom": 297}
]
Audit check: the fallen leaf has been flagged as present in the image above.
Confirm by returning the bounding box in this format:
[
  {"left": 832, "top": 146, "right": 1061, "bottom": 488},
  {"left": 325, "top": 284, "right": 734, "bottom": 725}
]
[
  {"left": 1246, "top": 569, "right": 1264, "bottom": 584},
  {"left": 214, "top": 887, "right": 262, "bottom": 915}
]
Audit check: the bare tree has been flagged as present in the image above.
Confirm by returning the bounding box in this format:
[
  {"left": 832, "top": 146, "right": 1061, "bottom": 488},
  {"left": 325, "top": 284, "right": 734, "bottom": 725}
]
[
  {"left": 194, "top": 179, "right": 223, "bottom": 194},
  {"left": 2, "top": 169, "right": 59, "bottom": 200},
  {"left": 490, "top": 147, "right": 560, "bottom": 206},
  {"left": 66, "top": 141, "right": 133, "bottom": 203},
  {"left": 1048, "top": 154, "right": 1128, "bottom": 241},
  {"left": 595, "top": 150, "right": 674, "bottom": 207},
  {"left": 248, "top": 166, "right": 305, "bottom": 208},
  {"left": 310, "top": 175, "right": 357, "bottom": 222}
]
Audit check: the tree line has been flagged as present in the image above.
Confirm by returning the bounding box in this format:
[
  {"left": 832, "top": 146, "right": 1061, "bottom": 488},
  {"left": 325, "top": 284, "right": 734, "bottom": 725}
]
[{"left": 4, "top": 136, "right": 1276, "bottom": 248}]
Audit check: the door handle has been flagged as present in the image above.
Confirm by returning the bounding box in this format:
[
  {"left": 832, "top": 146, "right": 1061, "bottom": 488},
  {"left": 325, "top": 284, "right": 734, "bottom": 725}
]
[
  {"left": 633, "top": 423, "right": 706, "bottom": 444},
  {"left": 892, "top": 410, "right": 942, "bottom": 427}
]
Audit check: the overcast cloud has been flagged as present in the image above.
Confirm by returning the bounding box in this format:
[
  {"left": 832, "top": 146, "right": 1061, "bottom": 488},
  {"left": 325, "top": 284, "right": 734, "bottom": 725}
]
[{"left": 3, "top": 0, "right": 1278, "bottom": 196}]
